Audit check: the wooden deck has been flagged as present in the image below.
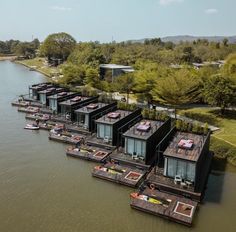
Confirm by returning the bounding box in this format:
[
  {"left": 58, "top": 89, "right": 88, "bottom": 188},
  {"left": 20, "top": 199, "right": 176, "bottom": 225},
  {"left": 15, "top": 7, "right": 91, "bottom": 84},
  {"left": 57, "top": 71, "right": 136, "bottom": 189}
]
[
  {"left": 49, "top": 133, "right": 85, "bottom": 145},
  {"left": 12, "top": 101, "right": 43, "bottom": 108},
  {"left": 130, "top": 186, "right": 198, "bottom": 226},
  {"left": 110, "top": 151, "right": 151, "bottom": 170},
  {"left": 66, "top": 145, "right": 111, "bottom": 162},
  {"left": 146, "top": 168, "right": 201, "bottom": 201},
  {"left": 18, "top": 106, "right": 40, "bottom": 114},
  {"left": 25, "top": 113, "right": 51, "bottom": 122},
  {"left": 92, "top": 162, "right": 147, "bottom": 187},
  {"left": 66, "top": 124, "right": 92, "bottom": 136},
  {"left": 86, "top": 135, "right": 116, "bottom": 150}
]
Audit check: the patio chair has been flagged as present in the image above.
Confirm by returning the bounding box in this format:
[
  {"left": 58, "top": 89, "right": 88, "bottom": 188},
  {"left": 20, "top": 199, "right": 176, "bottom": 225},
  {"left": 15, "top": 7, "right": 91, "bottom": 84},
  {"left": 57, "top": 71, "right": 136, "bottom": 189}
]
[
  {"left": 174, "top": 175, "right": 182, "bottom": 184},
  {"left": 132, "top": 152, "right": 138, "bottom": 160},
  {"left": 103, "top": 136, "right": 110, "bottom": 144}
]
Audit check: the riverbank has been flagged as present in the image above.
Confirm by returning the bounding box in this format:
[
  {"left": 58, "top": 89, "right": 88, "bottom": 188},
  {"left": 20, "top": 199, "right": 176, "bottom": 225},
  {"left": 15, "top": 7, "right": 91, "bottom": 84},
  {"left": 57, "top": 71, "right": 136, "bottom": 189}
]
[
  {"left": 14, "top": 58, "right": 61, "bottom": 80},
  {"left": 0, "top": 55, "right": 17, "bottom": 61}
]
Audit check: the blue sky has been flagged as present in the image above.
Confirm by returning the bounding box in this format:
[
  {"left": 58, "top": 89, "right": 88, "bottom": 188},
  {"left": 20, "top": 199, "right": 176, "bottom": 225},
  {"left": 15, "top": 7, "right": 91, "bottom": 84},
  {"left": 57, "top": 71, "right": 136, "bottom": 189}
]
[{"left": 0, "top": 0, "right": 235, "bottom": 42}]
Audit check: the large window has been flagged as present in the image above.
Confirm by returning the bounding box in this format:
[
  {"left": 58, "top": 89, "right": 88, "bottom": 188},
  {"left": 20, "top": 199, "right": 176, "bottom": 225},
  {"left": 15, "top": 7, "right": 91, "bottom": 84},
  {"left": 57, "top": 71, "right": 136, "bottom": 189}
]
[
  {"left": 77, "top": 113, "right": 89, "bottom": 127},
  {"left": 40, "top": 94, "right": 46, "bottom": 105},
  {"left": 49, "top": 99, "right": 57, "bottom": 111},
  {"left": 164, "top": 158, "right": 196, "bottom": 181},
  {"left": 125, "top": 138, "right": 146, "bottom": 158},
  {"left": 97, "top": 124, "right": 112, "bottom": 139}
]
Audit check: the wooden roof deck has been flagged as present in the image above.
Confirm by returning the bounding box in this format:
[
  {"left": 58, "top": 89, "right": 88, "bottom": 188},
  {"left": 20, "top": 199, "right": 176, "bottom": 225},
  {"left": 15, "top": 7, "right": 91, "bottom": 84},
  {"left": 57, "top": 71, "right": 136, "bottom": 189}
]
[
  {"left": 75, "top": 103, "right": 108, "bottom": 114},
  {"left": 92, "top": 162, "right": 147, "bottom": 187},
  {"left": 130, "top": 186, "right": 198, "bottom": 226},
  {"left": 95, "top": 110, "right": 132, "bottom": 125},
  {"left": 123, "top": 119, "right": 163, "bottom": 140},
  {"left": 164, "top": 131, "right": 206, "bottom": 162},
  {"left": 59, "top": 97, "right": 89, "bottom": 106}
]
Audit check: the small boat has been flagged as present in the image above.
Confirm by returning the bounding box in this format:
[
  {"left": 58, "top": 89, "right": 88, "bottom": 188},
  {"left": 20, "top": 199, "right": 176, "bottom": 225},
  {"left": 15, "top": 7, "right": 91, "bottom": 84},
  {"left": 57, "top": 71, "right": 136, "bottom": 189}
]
[{"left": 24, "top": 124, "right": 40, "bottom": 130}]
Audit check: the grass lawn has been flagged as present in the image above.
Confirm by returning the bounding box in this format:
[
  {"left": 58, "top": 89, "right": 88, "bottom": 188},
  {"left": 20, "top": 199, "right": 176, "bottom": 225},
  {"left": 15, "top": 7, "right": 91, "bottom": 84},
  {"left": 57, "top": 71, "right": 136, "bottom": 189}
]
[
  {"left": 179, "top": 107, "right": 236, "bottom": 146},
  {"left": 16, "top": 58, "right": 61, "bottom": 77},
  {"left": 178, "top": 107, "right": 236, "bottom": 165}
]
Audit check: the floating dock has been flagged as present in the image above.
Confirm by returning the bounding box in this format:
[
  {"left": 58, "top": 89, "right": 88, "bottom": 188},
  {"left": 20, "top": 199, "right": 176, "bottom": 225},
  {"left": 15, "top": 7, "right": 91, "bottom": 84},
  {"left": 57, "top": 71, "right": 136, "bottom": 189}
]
[
  {"left": 49, "top": 132, "right": 85, "bottom": 145},
  {"left": 130, "top": 185, "right": 198, "bottom": 226},
  {"left": 18, "top": 106, "right": 40, "bottom": 114},
  {"left": 66, "top": 145, "right": 111, "bottom": 162},
  {"left": 92, "top": 162, "right": 147, "bottom": 187}
]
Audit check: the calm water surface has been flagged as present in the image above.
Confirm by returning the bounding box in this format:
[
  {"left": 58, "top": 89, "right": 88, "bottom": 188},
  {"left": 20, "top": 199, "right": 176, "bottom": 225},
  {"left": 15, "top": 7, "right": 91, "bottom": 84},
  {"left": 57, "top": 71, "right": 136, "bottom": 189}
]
[{"left": 0, "top": 61, "right": 236, "bottom": 232}]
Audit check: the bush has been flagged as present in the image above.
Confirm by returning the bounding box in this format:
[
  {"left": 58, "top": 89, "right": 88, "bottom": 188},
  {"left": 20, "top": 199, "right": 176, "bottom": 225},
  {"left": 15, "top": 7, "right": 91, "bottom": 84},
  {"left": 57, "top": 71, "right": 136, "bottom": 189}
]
[
  {"left": 179, "top": 110, "right": 220, "bottom": 126},
  {"left": 210, "top": 137, "right": 236, "bottom": 166}
]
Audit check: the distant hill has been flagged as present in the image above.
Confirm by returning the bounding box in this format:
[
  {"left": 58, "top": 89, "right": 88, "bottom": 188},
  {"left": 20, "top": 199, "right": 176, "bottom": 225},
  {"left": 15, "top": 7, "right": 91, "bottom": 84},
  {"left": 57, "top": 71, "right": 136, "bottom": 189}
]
[{"left": 127, "top": 35, "right": 236, "bottom": 44}]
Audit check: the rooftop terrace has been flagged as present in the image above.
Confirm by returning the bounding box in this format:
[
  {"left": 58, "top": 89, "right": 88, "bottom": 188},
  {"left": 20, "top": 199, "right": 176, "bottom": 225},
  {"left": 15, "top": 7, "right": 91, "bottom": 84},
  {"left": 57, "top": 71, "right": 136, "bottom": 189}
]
[
  {"left": 38, "top": 87, "right": 64, "bottom": 94},
  {"left": 163, "top": 131, "right": 207, "bottom": 162},
  {"left": 75, "top": 103, "right": 108, "bottom": 114},
  {"left": 123, "top": 120, "right": 164, "bottom": 140},
  {"left": 30, "top": 83, "right": 53, "bottom": 90},
  {"left": 95, "top": 110, "right": 132, "bottom": 125},
  {"left": 48, "top": 92, "right": 76, "bottom": 100},
  {"left": 59, "top": 96, "right": 89, "bottom": 106}
]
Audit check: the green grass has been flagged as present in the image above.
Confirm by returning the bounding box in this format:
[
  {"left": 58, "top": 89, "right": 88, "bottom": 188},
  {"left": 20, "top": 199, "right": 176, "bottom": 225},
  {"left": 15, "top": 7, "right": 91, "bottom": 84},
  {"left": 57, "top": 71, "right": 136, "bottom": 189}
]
[
  {"left": 16, "top": 58, "right": 60, "bottom": 77},
  {"left": 178, "top": 107, "right": 236, "bottom": 166},
  {"left": 179, "top": 107, "right": 236, "bottom": 146}
]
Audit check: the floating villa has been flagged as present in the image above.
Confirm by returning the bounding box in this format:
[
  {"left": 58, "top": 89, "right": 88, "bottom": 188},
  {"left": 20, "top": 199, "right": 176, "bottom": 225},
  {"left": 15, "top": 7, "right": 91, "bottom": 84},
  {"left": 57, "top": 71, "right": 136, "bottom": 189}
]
[
  {"left": 130, "top": 127, "right": 213, "bottom": 225},
  {"left": 54, "top": 96, "right": 99, "bottom": 122},
  {"left": 87, "top": 108, "right": 141, "bottom": 149},
  {"left": 92, "top": 118, "right": 171, "bottom": 187},
  {"left": 38, "top": 87, "right": 65, "bottom": 105},
  {"left": 74, "top": 102, "right": 117, "bottom": 132},
  {"left": 47, "top": 92, "right": 80, "bottom": 114}
]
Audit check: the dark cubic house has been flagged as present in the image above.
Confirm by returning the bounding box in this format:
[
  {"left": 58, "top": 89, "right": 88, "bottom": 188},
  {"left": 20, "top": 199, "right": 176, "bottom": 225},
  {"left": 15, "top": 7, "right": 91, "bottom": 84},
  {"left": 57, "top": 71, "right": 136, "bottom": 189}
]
[
  {"left": 74, "top": 102, "right": 117, "bottom": 132},
  {"left": 28, "top": 83, "right": 54, "bottom": 101},
  {"left": 38, "top": 87, "right": 65, "bottom": 105},
  {"left": 59, "top": 96, "right": 99, "bottom": 121},
  {"left": 93, "top": 118, "right": 172, "bottom": 188},
  {"left": 91, "top": 108, "right": 142, "bottom": 147},
  {"left": 48, "top": 92, "right": 80, "bottom": 114},
  {"left": 121, "top": 119, "right": 172, "bottom": 166},
  {"left": 130, "top": 128, "right": 212, "bottom": 226},
  {"left": 155, "top": 130, "right": 212, "bottom": 200},
  {"left": 99, "top": 64, "right": 134, "bottom": 82}
]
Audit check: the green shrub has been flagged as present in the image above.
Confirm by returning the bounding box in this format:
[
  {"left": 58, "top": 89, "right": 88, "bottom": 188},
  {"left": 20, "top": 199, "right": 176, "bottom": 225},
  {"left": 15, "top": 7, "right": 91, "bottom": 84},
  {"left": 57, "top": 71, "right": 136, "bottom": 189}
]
[
  {"left": 179, "top": 110, "right": 220, "bottom": 126},
  {"left": 210, "top": 137, "right": 236, "bottom": 166},
  {"left": 142, "top": 108, "right": 149, "bottom": 119}
]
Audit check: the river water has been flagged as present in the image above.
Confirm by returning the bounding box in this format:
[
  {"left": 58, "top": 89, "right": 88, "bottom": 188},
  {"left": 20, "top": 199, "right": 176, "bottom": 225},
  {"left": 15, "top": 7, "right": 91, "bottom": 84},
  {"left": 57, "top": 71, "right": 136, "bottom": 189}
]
[{"left": 0, "top": 61, "right": 236, "bottom": 232}]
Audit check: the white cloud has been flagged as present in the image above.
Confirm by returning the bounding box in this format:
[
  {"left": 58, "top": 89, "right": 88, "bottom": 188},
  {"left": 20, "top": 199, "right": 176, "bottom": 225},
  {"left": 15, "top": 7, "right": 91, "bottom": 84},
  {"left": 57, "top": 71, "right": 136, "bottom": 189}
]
[
  {"left": 205, "top": 8, "right": 218, "bottom": 14},
  {"left": 159, "top": 0, "right": 184, "bottom": 6},
  {"left": 50, "top": 6, "right": 72, "bottom": 11}
]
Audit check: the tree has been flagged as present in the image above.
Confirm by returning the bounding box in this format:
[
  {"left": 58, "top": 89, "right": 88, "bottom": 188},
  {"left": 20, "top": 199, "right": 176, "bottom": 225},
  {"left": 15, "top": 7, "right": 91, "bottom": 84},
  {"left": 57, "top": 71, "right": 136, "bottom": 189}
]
[
  {"left": 151, "top": 69, "right": 202, "bottom": 106},
  {"left": 40, "top": 32, "right": 76, "bottom": 64},
  {"left": 113, "top": 73, "right": 136, "bottom": 104},
  {"left": 222, "top": 38, "right": 229, "bottom": 47},
  {"left": 60, "top": 63, "right": 85, "bottom": 85},
  {"left": 203, "top": 75, "right": 236, "bottom": 114}
]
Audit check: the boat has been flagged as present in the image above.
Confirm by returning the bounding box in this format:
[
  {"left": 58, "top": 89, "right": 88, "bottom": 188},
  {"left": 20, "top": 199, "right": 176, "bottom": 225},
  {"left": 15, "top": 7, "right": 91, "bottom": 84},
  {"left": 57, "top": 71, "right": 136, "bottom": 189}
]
[{"left": 24, "top": 124, "right": 40, "bottom": 130}]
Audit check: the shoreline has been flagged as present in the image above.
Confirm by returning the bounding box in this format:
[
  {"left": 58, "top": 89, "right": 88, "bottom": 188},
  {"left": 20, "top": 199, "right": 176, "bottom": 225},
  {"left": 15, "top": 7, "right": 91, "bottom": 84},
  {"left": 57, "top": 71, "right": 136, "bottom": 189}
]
[
  {"left": 0, "top": 56, "right": 17, "bottom": 61},
  {"left": 14, "top": 60, "right": 51, "bottom": 79}
]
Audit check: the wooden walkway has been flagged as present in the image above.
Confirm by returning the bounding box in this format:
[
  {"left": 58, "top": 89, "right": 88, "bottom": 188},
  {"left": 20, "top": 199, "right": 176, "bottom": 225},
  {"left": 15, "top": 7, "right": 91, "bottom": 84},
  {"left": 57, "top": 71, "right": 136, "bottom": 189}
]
[
  {"left": 130, "top": 186, "right": 198, "bottom": 226},
  {"left": 92, "top": 162, "right": 147, "bottom": 187}
]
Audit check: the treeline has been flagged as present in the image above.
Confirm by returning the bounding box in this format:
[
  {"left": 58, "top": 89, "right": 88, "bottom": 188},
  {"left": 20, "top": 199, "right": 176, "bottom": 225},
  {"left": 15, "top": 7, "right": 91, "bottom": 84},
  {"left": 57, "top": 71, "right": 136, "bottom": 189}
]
[
  {"left": 10, "top": 32, "right": 236, "bottom": 113},
  {"left": 0, "top": 39, "right": 40, "bottom": 58}
]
